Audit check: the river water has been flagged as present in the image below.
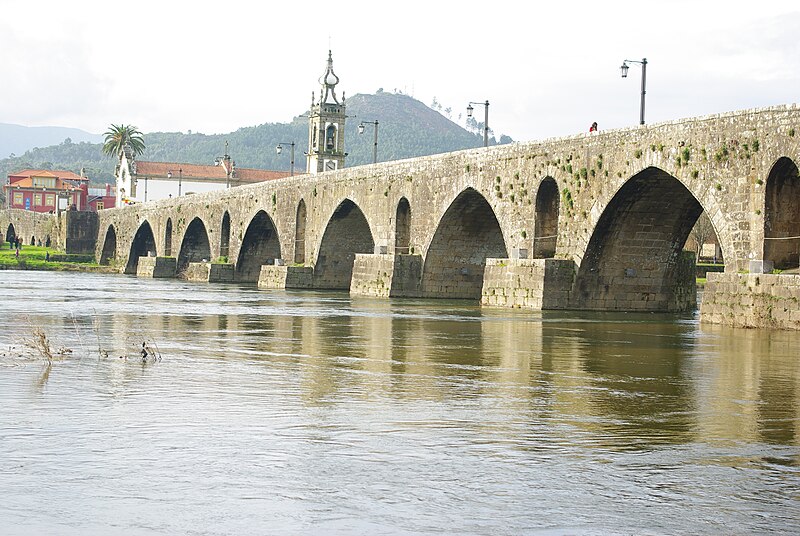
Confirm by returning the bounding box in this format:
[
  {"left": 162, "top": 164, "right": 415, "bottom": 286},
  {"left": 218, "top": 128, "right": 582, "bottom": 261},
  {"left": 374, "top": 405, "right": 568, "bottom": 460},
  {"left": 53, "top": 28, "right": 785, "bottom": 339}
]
[{"left": 0, "top": 271, "right": 798, "bottom": 535}]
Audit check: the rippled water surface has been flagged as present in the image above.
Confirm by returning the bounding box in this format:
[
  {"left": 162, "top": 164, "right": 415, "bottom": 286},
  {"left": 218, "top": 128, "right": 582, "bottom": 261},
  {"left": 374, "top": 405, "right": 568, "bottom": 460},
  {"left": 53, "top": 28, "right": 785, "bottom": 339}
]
[{"left": 1, "top": 271, "right": 799, "bottom": 535}]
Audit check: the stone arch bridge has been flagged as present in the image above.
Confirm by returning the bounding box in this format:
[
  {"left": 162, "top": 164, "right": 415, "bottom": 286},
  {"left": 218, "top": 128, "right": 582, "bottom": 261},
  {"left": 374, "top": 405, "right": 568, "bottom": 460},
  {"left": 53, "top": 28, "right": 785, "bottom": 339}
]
[{"left": 4, "top": 105, "right": 799, "bottom": 325}]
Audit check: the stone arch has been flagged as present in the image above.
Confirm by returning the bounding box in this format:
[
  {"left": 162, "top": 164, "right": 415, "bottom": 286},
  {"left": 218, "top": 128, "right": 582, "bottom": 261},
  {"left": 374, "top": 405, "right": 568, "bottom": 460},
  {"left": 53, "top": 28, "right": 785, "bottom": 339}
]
[
  {"left": 294, "top": 200, "right": 307, "bottom": 264},
  {"left": 764, "top": 156, "right": 800, "bottom": 270},
  {"left": 421, "top": 187, "right": 508, "bottom": 299},
  {"left": 574, "top": 167, "right": 704, "bottom": 312},
  {"left": 395, "top": 197, "right": 411, "bottom": 254},
  {"left": 30, "top": 235, "right": 36, "bottom": 246},
  {"left": 314, "top": 199, "right": 374, "bottom": 289},
  {"left": 220, "top": 211, "right": 231, "bottom": 260},
  {"left": 5, "top": 224, "right": 15, "bottom": 246},
  {"left": 177, "top": 217, "right": 211, "bottom": 275},
  {"left": 125, "top": 221, "right": 157, "bottom": 274},
  {"left": 236, "top": 210, "right": 281, "bottom": 282},
  {"left": 45, "top": 235, "right": 51, "bottom": 248},
  {"left": 533, "top": 177, "right": 559, "bottom": 258},
  {"left": 100, "top": 225, "right": 117, "bottom": 265},
  {"left": 164, "top": 218, "right": 173, "bottom": 257}
]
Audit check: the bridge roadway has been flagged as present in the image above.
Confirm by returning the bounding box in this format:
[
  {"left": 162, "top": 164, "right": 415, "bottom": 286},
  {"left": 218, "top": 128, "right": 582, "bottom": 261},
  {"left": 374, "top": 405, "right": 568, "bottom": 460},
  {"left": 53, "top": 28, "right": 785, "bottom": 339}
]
[{"left": 3, "top": 104, "right": 799, "bottom": 324}]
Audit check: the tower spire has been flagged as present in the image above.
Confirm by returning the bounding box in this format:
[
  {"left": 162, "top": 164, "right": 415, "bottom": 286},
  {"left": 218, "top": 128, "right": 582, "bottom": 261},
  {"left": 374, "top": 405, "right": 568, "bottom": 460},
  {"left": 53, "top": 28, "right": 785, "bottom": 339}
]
[{"left": 307, "top": 50, "right": 347, "bottom": 174}]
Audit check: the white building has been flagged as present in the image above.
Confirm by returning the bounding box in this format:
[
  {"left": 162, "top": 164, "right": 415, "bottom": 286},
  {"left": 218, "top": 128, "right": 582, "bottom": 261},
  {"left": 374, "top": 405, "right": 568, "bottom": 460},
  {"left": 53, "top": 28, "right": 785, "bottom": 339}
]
[{"left": 115, "top": 150, "right": 292, "bottom": 206}]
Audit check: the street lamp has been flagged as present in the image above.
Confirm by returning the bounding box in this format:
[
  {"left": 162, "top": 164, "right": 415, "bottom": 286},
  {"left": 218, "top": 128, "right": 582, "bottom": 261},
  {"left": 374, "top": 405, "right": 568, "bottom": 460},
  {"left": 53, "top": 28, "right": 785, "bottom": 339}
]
[
  {"left": 276, "top": 142, "right": 295, "bottom": 176},
  {"left": 214, "top": 140, "right": 232, "bottom": 187},
  {"left": 620, "top": 57, "right": 647, "bottom": 125},
  {"left": 467, "top": 100, "right": 490, "bottom": 147},
  {"left": 357, "top": 120, "right": 379, "bottom": 164},
  {"left": 167, "top": 168, "right": 183, "bottom": 197}
]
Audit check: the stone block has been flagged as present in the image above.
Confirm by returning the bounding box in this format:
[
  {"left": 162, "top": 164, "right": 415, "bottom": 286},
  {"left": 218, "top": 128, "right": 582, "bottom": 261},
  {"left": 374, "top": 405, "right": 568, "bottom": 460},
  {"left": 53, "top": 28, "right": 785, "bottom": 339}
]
[
  {"left": 137, "top": 256, "right": 176, "bottom": 278},
  {"left": 749, "top": 259, "right": 774, "bottom": 274}
]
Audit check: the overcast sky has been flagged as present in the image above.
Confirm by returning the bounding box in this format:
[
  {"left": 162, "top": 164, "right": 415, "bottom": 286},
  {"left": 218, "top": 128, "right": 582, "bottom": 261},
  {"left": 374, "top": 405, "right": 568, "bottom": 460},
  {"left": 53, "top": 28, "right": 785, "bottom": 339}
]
[{"left": 1, "top": 0, "right": 797, "bottom": 143}]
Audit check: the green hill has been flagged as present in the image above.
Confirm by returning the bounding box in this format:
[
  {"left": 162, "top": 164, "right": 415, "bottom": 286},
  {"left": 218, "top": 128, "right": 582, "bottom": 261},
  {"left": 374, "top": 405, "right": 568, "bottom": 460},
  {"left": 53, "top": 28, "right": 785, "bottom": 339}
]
[{"left": 0, "top": 92, "right": 510, "bottom": 196}]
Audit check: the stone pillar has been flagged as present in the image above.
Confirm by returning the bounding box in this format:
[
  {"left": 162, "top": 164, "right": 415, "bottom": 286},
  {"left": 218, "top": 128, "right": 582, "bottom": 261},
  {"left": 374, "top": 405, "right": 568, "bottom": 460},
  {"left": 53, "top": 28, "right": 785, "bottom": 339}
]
[
  {"left": 350, "top": 253, "right": 423, "bottom": 298},
  {"left": 185, "top": 262, "right": 235, "bottom": 282},
  {"left": 481, "top": 258, "right": 576, "bottom": 309},
  {"left": 136, "top": 256, "right": 177, "bottom": 278},
  {"left": 258, "top": 265, "right": 314, "bottom": 289},
  {"left": 700, "top": 272, "right": 800, "bottom": 330}
]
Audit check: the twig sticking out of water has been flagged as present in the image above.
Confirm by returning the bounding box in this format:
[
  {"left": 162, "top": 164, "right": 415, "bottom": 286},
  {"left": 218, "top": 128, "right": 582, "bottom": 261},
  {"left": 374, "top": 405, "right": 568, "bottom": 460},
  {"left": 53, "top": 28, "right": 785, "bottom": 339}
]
[
  {"left": 140, "top": 340, "right": 162, "bottom": 363},
  {"left": 91, "top": 309, "right": 110, "bottom": 360},
  {"left": 26, "top": 328, "right": 53, "bottom": 363}
]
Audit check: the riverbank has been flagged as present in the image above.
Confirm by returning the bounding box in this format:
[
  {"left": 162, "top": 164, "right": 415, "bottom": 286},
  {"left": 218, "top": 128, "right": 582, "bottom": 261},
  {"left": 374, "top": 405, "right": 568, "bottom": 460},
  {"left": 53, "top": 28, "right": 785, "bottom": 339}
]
[{"left": 0, "top": 244, "right": 119, "bottom": 273}]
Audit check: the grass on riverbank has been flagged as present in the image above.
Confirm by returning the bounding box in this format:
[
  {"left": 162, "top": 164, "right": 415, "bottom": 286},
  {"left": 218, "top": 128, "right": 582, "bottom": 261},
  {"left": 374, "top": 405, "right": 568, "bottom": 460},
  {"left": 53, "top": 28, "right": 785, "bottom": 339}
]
[{"left": 0, "top": 244, "right": 115, "bottom": 272}]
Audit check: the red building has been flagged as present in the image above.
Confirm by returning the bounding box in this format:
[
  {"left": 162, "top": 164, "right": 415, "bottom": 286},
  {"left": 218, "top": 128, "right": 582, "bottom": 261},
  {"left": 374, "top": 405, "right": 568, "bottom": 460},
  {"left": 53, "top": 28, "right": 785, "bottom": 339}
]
[
  {"left": 87, "top": 184, "right": 117, "bottom": 211},
  {"left": 4, "top": 169, "right": 116, "bottom": 212}
]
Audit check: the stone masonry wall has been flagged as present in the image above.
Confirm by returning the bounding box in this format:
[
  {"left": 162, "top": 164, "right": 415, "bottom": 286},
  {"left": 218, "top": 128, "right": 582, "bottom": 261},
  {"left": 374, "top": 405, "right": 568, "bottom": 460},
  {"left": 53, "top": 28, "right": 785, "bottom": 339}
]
[
  {"left": 0, "top": 209, "right": 62, "bottom": 249},
  {"left": 700, "top": 272, "right": 800, "bottom": 330},
  {"left": 81, "top": 105, "right": 800, "bottom": 318},
  {"left": 481, "top": 258, "right": 576, "bottom": 309}
]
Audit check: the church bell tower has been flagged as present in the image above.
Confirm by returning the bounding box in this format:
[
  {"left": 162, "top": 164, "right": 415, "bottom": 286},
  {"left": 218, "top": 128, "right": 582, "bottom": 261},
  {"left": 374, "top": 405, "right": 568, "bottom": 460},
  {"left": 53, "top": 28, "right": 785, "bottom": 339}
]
[{"left": 307, "top": 50, "right": 346, "bottom": 174}]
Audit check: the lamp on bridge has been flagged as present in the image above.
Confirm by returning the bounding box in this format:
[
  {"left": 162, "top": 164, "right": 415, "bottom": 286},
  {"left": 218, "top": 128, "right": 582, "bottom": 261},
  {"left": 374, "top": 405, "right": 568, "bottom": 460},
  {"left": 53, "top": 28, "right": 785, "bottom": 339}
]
[
  {"left": 357, "top": 121, "right": 379, "bottom": 164},
  {"left": 215, "top": 140, "right": 232, "bottom": 187},
  {"left": 167, "top": 169, "right": 183, "bottom": 197},
  {"left": 276, "top": 142, "right": 295, "bottom": 176},
  {"left": 466, "top": 100, "right": 490, "bottom": 147},
  {"left": 620, "top": 58, "right": 647, "bottom": 125}
]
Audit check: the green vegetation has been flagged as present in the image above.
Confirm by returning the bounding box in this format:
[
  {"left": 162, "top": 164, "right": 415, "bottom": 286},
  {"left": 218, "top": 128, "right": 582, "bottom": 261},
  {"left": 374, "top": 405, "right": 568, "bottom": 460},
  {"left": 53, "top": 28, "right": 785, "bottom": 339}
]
[
  {"left": 0, "top": 245, "right": 110, "bottom": 271},
  {"left": 102, "top": 124, "right": 146, "bottom": 158},
  {"left": 714, "top": 145, "right": 729, "bottom": 162}
]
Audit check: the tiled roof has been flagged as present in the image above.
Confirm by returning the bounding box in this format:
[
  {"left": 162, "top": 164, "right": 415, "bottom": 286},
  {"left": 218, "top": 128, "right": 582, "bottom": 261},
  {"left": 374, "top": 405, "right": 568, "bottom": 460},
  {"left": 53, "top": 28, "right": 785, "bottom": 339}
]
[
  {"left": 134, "top": 161, "right": 292, "bottom": 183},
  {"left": 8, "top": 169, "right": 87, "bottom": 181},
  {"left": 3, "top": 176, "right": 82, "bottom": 190}
]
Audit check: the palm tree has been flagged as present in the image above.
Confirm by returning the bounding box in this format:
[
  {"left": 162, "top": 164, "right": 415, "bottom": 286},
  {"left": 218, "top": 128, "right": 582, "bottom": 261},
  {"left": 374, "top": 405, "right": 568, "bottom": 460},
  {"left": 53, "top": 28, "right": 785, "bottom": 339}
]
[{"left": 102, "top": 124, "right": 146, "bottom": 158}]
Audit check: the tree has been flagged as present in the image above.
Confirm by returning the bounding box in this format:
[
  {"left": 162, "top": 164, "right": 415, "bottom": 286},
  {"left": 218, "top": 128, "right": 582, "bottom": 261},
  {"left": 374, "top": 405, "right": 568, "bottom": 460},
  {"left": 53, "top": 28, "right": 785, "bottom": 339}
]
[
  {"left": 102, "top": 124, "right": 145, "bottom": 159},
  {"left": 690, "top": 211, "right": 716, "bottom": 260}
]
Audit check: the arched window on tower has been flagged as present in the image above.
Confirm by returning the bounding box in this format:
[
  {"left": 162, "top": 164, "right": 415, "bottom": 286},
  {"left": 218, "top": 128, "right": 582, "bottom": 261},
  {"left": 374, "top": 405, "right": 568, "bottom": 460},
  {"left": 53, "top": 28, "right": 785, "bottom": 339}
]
[{"left": 326, "top": 124, "right": 337, "bottom": 150}]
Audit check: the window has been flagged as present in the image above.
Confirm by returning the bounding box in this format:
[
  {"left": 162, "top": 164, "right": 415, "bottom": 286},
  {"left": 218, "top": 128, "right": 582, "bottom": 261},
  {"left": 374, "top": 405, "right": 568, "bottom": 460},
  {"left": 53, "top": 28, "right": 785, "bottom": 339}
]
[
  {"left": 96, "top": 202, "right": 104, "bottom": 210},
  {"left": 34, "top": 194, "right": 43, "bottom": 206},
  {"left": 13, "top": 192, "right": 23, "bottom": 205},
  {"left": 45, "top": 194, "right": 55, "bottom": 206},
  {"left": 32, "top": 177, "right": 56, "bottom": 189}
]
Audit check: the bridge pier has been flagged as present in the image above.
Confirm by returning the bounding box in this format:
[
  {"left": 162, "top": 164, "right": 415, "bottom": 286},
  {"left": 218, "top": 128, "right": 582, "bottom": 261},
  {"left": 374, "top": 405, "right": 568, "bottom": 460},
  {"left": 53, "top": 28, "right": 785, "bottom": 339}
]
[
  {"left": 350, "top": 253, "right": 423, "bottom": 298},
  {"left": 136, "top": 256, "right": 177, "bottom": 278},
  {"left": 700, "top": 272, "right": 800, "bottom": 329},
  {"left": 185, "top": 262, "right": 235, "bottom": 283},
  {"left": 481, "top": 258, "right": 576, "bottom": 309},
  {"left": 258, "top": 264, "right": 313, "bottom": 289}
]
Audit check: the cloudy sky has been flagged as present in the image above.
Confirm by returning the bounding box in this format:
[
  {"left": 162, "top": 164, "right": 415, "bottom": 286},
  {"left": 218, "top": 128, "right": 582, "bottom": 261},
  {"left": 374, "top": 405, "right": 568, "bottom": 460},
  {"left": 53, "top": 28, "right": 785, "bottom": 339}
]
[{"left": 1, "top": 0, "right": 797, "bottom": 142}]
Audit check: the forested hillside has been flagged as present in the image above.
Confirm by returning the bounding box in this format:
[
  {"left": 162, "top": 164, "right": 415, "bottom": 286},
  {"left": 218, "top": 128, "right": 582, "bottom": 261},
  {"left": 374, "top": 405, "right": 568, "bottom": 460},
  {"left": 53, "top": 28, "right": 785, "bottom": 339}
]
[{"left": 0, "top": 92, "right": 510, "bottom": 192}]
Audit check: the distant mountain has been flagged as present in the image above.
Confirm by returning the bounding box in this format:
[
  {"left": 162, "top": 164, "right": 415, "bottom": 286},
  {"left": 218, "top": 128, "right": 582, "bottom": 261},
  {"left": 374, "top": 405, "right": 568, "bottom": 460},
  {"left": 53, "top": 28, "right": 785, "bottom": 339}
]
[
  {"left": 0, "top": 123, "right": 102, "bottom": 159},
  {"left": 0, "top": 92, "right": 510, "bottom": 193}
]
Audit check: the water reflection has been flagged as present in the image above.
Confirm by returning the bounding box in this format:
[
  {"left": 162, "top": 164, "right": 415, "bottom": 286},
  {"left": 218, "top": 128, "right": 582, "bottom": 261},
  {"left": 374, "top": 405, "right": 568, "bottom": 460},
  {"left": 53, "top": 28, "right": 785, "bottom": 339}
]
[{"left": 1, "top": 271, "right": 799, "bottom": 534}]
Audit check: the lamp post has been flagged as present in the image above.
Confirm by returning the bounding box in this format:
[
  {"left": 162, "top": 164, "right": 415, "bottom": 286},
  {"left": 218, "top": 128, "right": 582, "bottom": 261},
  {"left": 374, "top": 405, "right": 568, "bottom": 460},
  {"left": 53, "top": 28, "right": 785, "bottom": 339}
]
[
  {"left": 467, "top": 100, "right": 490, "bottom": 147},
  {"left": 357, "top": 121, "right": 379, "bottom": 164},
  {"left": 620, "top": 58, "right": 647, "bottom": 125},
  {"left": 215, "top": 140, "right": 232, "bottom": 187},
  {"left": 276, "top": 142, "right": 295, "bottom": 176},
  {"left": 167, "top": 168, "right": 183, "bottom": 197}
]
